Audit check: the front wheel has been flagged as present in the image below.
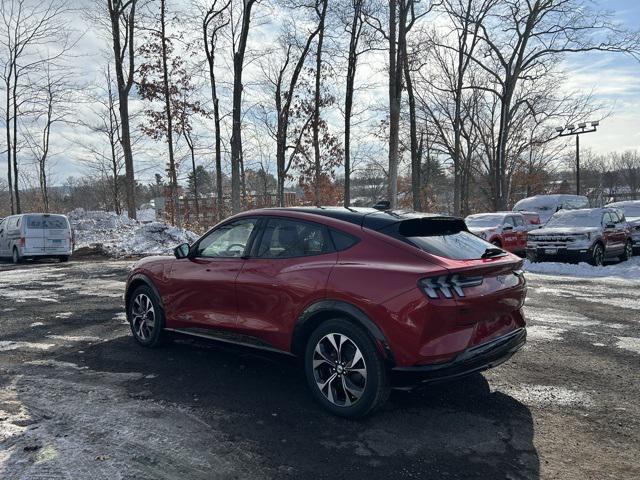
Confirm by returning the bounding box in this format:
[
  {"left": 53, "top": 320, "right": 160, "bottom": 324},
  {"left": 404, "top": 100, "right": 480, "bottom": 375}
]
[
  {"left": 589, "top": 243, "right": 604, "bottom": 266},
  {"left": 621, "top": 240, "right": 633, "bottom": 262},
  {"left": 304, "top": 319, "right": 390, "bottom": 419},
  {"left": 127, "top": 286, "right": 167, "bottom": 347}
]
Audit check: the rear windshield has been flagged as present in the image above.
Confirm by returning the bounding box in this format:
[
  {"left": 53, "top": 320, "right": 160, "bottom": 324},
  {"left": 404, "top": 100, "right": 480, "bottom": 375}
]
[
  {"left": 26, "top": 215, "right": 69, "bottom": 229},
  {"left": 379, "top": 217, "right": 499, "bottom": 260}
]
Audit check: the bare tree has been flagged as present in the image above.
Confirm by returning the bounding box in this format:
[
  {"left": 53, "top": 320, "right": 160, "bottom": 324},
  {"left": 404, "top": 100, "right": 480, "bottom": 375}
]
[
  {"left": 201, "top": 0, "right": 230, "bottom": 220},
  {"left": 229, "top": 0, "right": 258, "bottom": 213},
  {"left": 24, "top": 64, "right": 75, "bottom": 212},
  {"left": 106, "top": 0, "right": 140, "bottom": 219},
  {"left": 0, "top": 0, "right": 74, "bottom": 214},
  {"left": 259, "top": 9, "right": 321, "bottom": 207},
  {"left": 472, "top": 0, "right": 640, "bottom": 210}
]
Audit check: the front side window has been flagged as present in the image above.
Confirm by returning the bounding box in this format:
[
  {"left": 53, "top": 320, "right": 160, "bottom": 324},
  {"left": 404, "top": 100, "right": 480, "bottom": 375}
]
[
  {"left": 195, "top": 218, "right": 257, "bottom": 258},
  {"left": 514, "top": 216, "right": 524, "bottom": 227},
  {"left": 503, "top": 216, "right": 515, "bottom": 227},
  {"left": 256, "top": 218, "right": 331, "bottom": 258}
]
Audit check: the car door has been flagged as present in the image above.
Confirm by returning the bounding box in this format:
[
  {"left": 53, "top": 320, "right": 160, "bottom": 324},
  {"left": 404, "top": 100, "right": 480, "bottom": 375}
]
[
  {"left": 513, "top": 215, "right": 527, "bottom": 251},
  {"left": 167, "top": 217, "right": 260, "bottom": 330},
  {"left": 235, "top": 217, "right": 338, "bottom": 351},
  {"left": 611, "top": 211, "right": 627, "bottom": 252},
  {"left": 501, "top": 216, "right": 517, "bottom": 251},
  {"left": 601, "top": 212, "right": 619, "bottom": 254}
]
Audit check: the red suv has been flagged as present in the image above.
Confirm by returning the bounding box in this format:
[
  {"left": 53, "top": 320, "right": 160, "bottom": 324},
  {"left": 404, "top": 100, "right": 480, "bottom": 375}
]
[
  {"left": 465, "top": 212, "right": 528, "bottom": 255},
  {"left": 125, "top": 208, "right": 527, "bottom": 418}
]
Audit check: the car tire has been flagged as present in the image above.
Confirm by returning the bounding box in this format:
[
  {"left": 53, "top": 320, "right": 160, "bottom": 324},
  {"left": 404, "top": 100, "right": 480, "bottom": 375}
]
[
  {"left": 127, "top": 285, "right": 167, "bottom": 348},
  {"left": 12, "top": 247, "right": 21, "bottom": 264},
  {"left": 589, "top": 243, "right": 604, "bottom": 266},
  {"left": 59, "top": 255, "right": 70, "bottom": 263},
  {"left": 304, "top": 319, "right": 390, "bottom": 419},
  {"left": 621, "top": 240, "right": 633, "bottom": 262}
]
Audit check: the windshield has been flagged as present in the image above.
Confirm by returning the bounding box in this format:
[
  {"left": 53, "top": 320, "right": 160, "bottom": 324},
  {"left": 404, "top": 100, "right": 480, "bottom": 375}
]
[
  {"left": 546, "top": 210, "right": 602, "bottom": 228},
  {"left": 465, "top": 215, "right": 504, "bottom": 228}
]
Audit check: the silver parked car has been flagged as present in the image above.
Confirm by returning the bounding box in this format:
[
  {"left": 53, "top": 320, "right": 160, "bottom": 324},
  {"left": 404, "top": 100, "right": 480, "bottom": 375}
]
[
  {"left": 606, "top": 200, "right": 640, "bottom": 254},
  {"left": 0, "top": 213, "right": 73, "bottom": 263},
  {"left": 527, "top": 207, "right": 633, "bottom": 266}
]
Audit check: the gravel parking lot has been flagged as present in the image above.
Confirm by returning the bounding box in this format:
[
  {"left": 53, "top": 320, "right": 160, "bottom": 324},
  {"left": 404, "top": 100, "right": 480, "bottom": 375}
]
[{"left": 0, "top": 259, "right": 638, "bottom": 479}]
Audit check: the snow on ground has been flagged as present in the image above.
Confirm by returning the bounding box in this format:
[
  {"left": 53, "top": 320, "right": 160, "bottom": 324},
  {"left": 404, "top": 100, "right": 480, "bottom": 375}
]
[
  {"left": 523, "top": 257, "right": 640, "bottom": 280},
  {"left": 68, "top": 208, "right": 199, "bottom": 257}
]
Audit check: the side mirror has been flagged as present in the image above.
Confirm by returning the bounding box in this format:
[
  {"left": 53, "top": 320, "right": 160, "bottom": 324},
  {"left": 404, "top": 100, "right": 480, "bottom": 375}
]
[
  {"left": 174, "top": 243, "right": 190, "bottom": 259},
  {"left": 605, "top": 222, "right": 615, "bottom": 229},
  {"left": 503, "top": 225, "right": 513, "bottom": 231}
]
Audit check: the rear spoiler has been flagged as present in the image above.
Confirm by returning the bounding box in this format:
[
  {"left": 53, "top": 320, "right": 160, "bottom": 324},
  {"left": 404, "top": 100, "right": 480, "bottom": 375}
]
[{"left": 381, "top": 216, "right": 468, "bottom": 237}]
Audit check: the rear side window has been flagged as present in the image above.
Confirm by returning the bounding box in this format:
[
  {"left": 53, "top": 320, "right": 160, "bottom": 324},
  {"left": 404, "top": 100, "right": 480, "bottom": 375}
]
[
  {"left": 256, "top": 218, "right": 332, "bottom": 258},
  {"left": 379, "top": 217, "right": 497, "bottom": 260},
  {"left": 329, "top": 229, "right": 359, "bottom": 251},
  {"left": 514, "top": 216, "right": 524, "bottom": 227}
]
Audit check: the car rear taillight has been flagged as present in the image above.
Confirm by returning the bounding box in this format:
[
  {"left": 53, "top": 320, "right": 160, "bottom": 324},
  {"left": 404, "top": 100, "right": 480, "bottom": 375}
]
[
  {"left": 20, "top": 237, "right": 25, "bottom": 247},
  {"left": 418, "top": 275, "right": 483, "bottom": 299}
]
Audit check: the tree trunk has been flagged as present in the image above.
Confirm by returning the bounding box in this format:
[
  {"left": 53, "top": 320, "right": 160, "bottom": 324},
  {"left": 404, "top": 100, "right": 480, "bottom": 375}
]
[
  {"left": 388, "top": 0, "right": 399, "bottom": 208},
  {"left": 12, "top": 67, "right": 21, "bottom": 214},
  {"left": 109, "top": 0, "right": 137, "bottom": 220},
  {"left": 230, "top": 0, "right": 256, "bottom": 214},
  {"left": 160, "top": 0, "right": 179, "bottom": 225},
  {"left": 5, "top": 78, "right": 14, "bottom": 215},
  {"left": 403, "top": 44, "right": 420, "bottom": 211},
  {"left": 313, "top": 0, "right": 328, "bottom": 206},
  {"left": 344, "top": 0, "right": 363, "bottom": 208}
]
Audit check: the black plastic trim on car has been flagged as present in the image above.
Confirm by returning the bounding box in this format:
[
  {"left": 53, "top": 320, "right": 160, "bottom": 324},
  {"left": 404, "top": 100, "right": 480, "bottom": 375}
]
[
  {"left": 292, "top": 299, "right": 394, "bottom": 363},
  {"left": 125, "top": 273, "right": 165, "bottom": 313},
  {"left": 391, "top": 328, "right": 527, "bottom": 388}
]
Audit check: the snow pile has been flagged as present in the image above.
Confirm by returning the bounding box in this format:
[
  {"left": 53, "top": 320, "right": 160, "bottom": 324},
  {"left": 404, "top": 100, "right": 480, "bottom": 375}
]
[
  {"left": 524, "top": 257, "right": 640, "bottom": 280},
  {"left": 68, "top": 208, "right": 198, "bottom": 257}
]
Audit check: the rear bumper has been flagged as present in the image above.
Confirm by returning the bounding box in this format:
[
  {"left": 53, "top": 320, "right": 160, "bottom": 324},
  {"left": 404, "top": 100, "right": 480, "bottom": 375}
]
[{"left": 391, "top": 328, "right": 526, "bottom": 388}]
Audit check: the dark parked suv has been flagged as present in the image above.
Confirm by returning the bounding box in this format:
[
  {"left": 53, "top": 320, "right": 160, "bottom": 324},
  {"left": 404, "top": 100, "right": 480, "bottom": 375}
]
[{"left": 125, "top": 208, "right": 527, "bottom": 418}]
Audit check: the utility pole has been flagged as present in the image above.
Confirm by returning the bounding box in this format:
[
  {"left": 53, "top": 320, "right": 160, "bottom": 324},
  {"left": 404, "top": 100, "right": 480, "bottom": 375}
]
[{"left": 556, "top": 121, "right": 599, "bottom": 196}]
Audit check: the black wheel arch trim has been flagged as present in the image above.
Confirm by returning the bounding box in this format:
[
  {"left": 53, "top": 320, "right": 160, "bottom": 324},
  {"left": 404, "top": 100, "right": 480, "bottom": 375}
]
[
  {"left": 292, "top": 299, "right": 395, "bottom": 365},
  {"left": 125, "top": 273, "right": 165, "bottom": 314}
]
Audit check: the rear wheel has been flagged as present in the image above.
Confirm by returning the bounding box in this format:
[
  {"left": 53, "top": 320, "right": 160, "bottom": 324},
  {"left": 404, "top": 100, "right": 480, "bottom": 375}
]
[
  {"left": 127, "top": 286, "right": 166, "bottom": 347},
  {"left": 59, "top": 255, "right": 70, "bottom": 263},
  {"left": 589, "top": 243, "right": 604, "bottom": 266},
  {"left": 621, "top": 240, "right": 633, "bottom": 262},
  {"left": 304, "top": 319, "right": 390, "bottom": 419},
  {"left": 12, "top": 247, "right": 21, "bottom": 264}
]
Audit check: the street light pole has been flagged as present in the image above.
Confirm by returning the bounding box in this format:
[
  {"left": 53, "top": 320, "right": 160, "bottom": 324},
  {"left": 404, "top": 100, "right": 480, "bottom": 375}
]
[
  {"left": 556, "top": 121, "right": 599, "bottom": 196},
  {"left": 576, "top": 134, "right": 580, "bottom": 195}
]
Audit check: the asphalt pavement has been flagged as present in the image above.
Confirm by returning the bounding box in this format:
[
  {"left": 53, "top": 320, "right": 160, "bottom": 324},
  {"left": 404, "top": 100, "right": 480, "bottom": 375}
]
[{"left": 0, "top": 259, "right": 638, "bottom": 479}]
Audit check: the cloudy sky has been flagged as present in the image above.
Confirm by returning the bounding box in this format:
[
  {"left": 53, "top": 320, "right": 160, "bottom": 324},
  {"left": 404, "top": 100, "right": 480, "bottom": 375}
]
[{"left": 5, "top": 0, "right": 640, "bottom": 186}]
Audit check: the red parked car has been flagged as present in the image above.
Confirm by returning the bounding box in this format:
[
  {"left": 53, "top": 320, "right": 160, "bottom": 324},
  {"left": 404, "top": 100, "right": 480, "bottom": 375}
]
[
  {"left": 465, "top": 212, "right": 528, "bottom": 256},
  {"left": 125, "top": 208, "right": 527, "bottom": 418}
]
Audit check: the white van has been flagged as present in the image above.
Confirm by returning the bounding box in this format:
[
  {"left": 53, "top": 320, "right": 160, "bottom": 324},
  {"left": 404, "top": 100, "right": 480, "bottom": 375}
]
[
  {"left": 0, "top": 213, "right": 73, "bottom": 263},
  {"left": 513, "top": 194, "right": 589, "bottom": 225}
]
